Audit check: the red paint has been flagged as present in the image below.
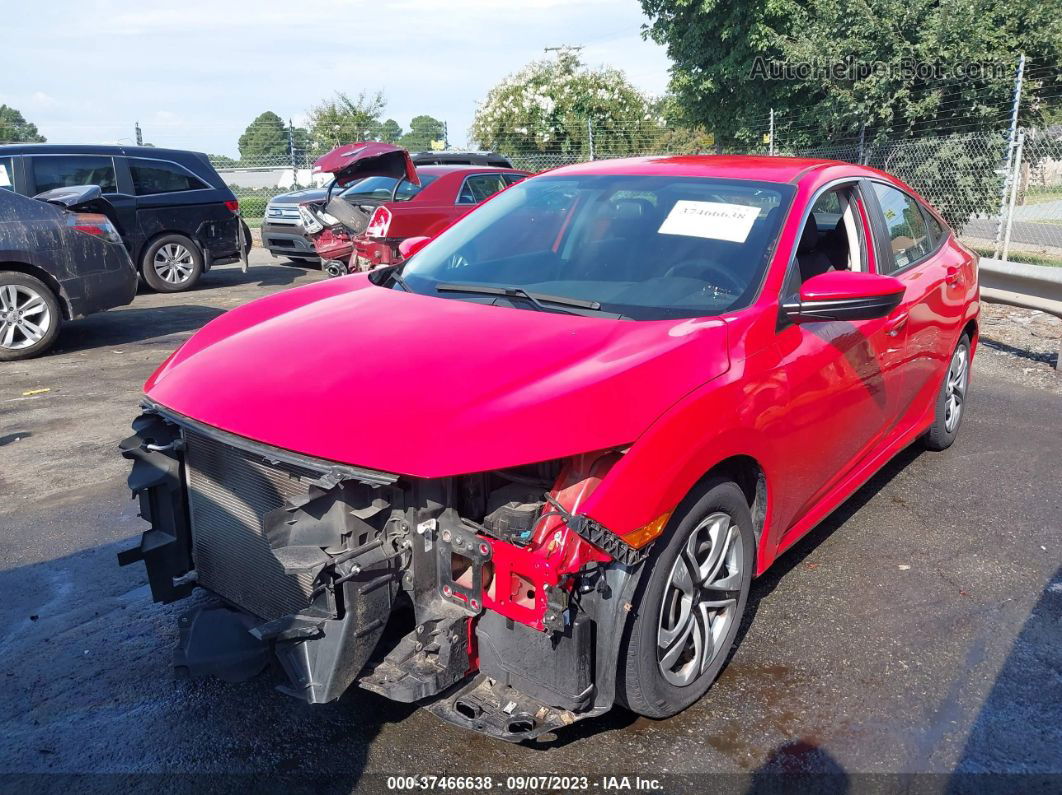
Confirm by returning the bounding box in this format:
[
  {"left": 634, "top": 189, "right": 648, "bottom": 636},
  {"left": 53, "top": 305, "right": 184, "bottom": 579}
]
[{"left": 145, "top": 156, "right": 979, "bottom": 594}]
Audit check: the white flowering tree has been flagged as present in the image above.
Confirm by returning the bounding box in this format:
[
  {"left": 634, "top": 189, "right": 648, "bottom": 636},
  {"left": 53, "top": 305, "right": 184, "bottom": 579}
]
[{"left": 469, "top": 51, "right": 662, "bottom": 162}]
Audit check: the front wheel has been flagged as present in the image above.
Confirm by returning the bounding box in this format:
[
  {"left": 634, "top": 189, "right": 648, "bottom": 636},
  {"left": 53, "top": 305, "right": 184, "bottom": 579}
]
[
  {"left": 923, "top": 334, "right": 971, "bottom": 451},
  {"left": 618, "top": 478, "right": 755, "bottom": 718},
  {"left": 141, "top": 234, "right": 203, "bottom": 292}
]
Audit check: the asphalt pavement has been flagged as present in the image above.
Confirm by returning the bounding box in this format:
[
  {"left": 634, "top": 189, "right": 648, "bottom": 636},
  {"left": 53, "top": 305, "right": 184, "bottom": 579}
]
[{"left": 0, "top": 253, "right": 1060, "bottom": 792}]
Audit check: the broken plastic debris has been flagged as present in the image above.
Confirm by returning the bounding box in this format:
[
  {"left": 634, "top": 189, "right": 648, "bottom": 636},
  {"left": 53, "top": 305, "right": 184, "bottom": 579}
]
[
  {"left": 898, "top": 564, "right": 911, "bottom": 570},
  {"left": 21, "top": 388, "right": 50, "bottom": 396}
]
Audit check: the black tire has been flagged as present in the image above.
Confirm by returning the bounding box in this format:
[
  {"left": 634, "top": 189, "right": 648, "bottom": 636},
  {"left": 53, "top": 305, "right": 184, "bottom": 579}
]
[
  {"left": 241, "top": 221, "right": 252, "bottom": 256},
  {"left": 618, "top": 477, "right": 755, "bottom": 718},
  {"left": 141, "top": 234, "right": 203, "bottom": 292},
  {"left": 0, "top": 272, "right": 62, "bottom": 361},
  {"left": 923, "top": 334, "right": 972, "bottom": 451}
]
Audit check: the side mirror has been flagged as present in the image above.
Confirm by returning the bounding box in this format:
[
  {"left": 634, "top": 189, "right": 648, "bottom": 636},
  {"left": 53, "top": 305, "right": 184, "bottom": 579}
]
[
  {"left": 783, "top": 271, "right": 905, "bottom": 323},
  {"left": 398, "top": 235, "right": 432, "bottom": 260}
]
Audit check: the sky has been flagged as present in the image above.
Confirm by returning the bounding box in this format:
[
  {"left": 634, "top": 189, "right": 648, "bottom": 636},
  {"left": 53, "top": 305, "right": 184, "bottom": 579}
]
[{"left": 3, "top": 0, "right": 673, "bottom": 157}]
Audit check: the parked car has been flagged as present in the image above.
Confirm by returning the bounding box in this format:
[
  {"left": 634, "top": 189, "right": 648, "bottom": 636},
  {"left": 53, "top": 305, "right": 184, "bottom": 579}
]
[
  {"left": 261, "top": 151, "right": 515, "bottom": 262},
  {"left": 297, "top": 144, "right": 528, "bottom": 275},
  {"left": 121, "top": 155, "right": 979, "bottom": 742},
  {"left": 0, "top": 144, "right": 250, "bottom": 292},
  {"left": 0, "top": 185, "right": 137, "bottom": 360}
]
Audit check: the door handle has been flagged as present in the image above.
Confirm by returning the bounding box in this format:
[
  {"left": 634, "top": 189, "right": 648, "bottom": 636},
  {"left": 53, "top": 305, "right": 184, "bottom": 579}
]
[
  {"left": 945, "top": 265, "right": 962, "bottom": 286},
  {"left": 885, "top": 312, "right": 908, "bottom": 337}
]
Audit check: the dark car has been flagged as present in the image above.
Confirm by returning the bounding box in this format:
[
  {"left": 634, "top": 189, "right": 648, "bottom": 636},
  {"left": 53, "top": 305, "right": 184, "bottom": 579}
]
[
  {"left": 0, "top": 185, "right": 137, "bottom": 360},
  {"left": 0, "top": 145, "right": 249, "bottom": 292},
  {"left": 261, "top": 151, "right": 514, "bottom": 261}
]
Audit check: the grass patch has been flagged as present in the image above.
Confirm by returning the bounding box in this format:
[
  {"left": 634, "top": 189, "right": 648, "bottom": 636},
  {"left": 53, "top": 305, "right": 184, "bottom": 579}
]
[
  {"left": 968, "top": 243, "right": 1062, "bottom": 267},
  {"left": 243, "top": 217, "right": 263, "bottom": 229},
  {"left": 1024, "top": 189, "right": 1062, "bottom": 205}
]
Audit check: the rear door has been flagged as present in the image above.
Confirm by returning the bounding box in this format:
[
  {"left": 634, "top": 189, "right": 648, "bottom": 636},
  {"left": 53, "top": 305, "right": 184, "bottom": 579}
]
[{"left": 864, "top": 180, "right": 965, "bottom": 426}]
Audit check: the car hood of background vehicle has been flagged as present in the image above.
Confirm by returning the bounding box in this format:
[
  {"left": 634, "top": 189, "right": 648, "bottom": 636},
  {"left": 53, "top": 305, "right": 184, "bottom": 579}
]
[{"left": 144, "top": 277, "right": 730, "bottom": 478}]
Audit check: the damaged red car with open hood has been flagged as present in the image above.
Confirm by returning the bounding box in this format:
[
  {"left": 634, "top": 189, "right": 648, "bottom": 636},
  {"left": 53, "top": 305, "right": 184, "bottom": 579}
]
[{"left": 120, "top": 155, "right": 979, "bottom": 742}]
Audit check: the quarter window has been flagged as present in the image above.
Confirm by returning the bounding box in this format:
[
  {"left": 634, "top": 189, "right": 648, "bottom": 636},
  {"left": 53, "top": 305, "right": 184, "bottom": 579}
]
[
  {"left": 921, "top": 206, "right": 945, "bottom": 246},
  {"left": 32, "top": 155, "right": 117, "bottom": 193},
  {"left": 457, "top": 174, "right": 510, "bottom": 205},
  {"left": 872, "top": 183, "right": 932, "bottom": 272},
  {"left": 130, "top": 159, "right": 208, "bottom": 195},
  {"left": 0, "top": 157, "right": 13, "bottom": 190}
]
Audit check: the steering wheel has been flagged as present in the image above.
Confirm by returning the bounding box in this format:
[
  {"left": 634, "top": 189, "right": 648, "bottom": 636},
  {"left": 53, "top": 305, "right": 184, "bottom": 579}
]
[{"left": 663, "top": 259, "right": 745, "bottom": 294}]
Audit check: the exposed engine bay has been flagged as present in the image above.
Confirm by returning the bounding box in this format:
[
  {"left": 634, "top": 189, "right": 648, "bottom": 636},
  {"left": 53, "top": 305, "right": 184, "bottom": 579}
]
[{"left": 119, "top": 404, "right": 650, "bottom": 742}]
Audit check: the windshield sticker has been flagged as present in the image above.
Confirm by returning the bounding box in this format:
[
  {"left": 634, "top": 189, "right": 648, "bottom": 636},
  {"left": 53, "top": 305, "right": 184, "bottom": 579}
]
[{"left": 657, "top": 201, "right": 760, "bottom": 242}]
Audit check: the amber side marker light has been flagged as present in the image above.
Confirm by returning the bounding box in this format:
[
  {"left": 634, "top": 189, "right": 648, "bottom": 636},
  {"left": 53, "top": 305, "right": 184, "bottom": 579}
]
[{"left": 622, "top": 510, "right": 674, "bottom": 549}]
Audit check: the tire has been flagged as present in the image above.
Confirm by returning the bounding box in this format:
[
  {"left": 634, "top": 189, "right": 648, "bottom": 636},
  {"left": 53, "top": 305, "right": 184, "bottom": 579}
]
[
  {"left": 923, "top": 334, "right": 971, "bottom": 451},
  {"left": 0, "top": 272, "right": 62, "bottom": 361},
  {"left": 241, "top": 221, "right": 252, "bottom": 256},
  {"left": 618, "top": 477, "right": 755, "bottom": 719},
  {"left": 141, "top": 234, "right": 203, "bottom": 292}
]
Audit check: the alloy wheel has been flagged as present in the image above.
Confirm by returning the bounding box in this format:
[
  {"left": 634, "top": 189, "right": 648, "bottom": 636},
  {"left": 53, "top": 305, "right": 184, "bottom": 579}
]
[
  {"left": 657, "top": 511, "right": 743, "bottom": 687},
  {"left": 153, "top": 243, "right": 195, "bottom": 284},
  {"left": 944, "top": 346, "right": 968, "bottom": 433},
  {"left": 0, "top": 283, "right": 51, "bottom": 350}
]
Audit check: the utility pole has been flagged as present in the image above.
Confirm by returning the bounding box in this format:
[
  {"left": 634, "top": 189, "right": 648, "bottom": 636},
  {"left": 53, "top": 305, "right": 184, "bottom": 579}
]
[
  {"left": 768, "top": 108, "right": 775, "bottom": 156},
  {"left": 288, "top": 119, "right": 298, "bottom": 188},
  {"left": 135, "top": 121, "right": 142, "bottom": 146},
  {"left": 993, "top": 53, "right": 1026, "bottom": 259},
  {"left": 587, "top": 118, "right": 596, "bottom": 160},
  {"left": 857, "top": 121, "right": 866, "bottom": 165}
]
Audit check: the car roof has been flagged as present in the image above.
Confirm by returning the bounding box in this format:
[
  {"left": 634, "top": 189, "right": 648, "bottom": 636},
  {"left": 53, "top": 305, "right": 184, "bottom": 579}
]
[
  {"left": 415, "top": 165, "right": 526, "bottom": 176},
  {"left": 0, "top": 143, "right": 208, "bottom": 160},
  {"left": 545, "top": 154, "right": 867, "bottom": 184}
]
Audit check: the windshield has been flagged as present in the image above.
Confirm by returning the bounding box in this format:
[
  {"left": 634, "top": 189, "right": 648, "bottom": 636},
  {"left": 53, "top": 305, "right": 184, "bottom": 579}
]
[
  {"left": 399, "top": 174, "right": 793, "bottom": 320},
  {"left": 340, "top": 174, "right": 437, "bottom": 202}
]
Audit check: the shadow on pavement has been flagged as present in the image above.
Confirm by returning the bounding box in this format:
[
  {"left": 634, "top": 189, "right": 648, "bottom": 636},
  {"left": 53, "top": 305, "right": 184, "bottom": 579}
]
[{"left": 50, "top": 305, "right": 227, "bottom": 354}]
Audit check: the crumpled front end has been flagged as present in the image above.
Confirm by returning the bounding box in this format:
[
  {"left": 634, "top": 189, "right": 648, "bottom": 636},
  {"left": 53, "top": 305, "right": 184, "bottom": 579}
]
[{"left": 119, "top": 403, "right": 653, "bottom": 741}]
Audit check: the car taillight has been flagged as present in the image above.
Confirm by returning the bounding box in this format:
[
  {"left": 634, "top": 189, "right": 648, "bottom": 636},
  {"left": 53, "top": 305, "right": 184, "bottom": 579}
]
[
  {"left": 365, "top": 206, "right": 392, "bottom": 238},
  {"left": 225, "top": 199, "right": 239, "bottom": 214},
  {"left": 68, "top": 213, "right": 122, "bottom": 245}
]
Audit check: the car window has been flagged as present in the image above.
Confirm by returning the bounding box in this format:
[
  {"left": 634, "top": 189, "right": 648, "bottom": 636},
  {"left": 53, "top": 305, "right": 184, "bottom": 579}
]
[
  {"left": 872, "top": 183, "right": 932, "bottom": 272},
  {"left": 341, "top": 174, "right": 437, "bottom": 202},
  {"left": 921, "top": 206, "right": 945, "bottom": 245},
  {"left": 129, "top": 159, "right": 208, "bottom": 195},
  {"left": 32, "top": 155, "right": 117, "bottom": 193},
  {"left": 502, "top": 173, "right": 526, "bottom": 187},
  {"left": 457, "top": 174, "right": 510, "bottom": 205},
  {"left": 0, "top": 157, "right": 13, "bottom": 191},
  {"left": 401, "top": 174, "right": 794, "bottom": 321}
]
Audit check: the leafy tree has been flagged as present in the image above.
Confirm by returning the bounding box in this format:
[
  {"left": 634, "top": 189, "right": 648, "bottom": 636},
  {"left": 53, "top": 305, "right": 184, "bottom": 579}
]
[
  {"left": 208, "top": 154, "right": 240, "bottom": 168},
  {"left": 0, "top": 105, "right": 46, "bottom": 143},
  {"left": 400, "top": 115, "right": 446, "bottom": 151},
  {"left": 469, "top": 51, "right": 660, "bottom": 157},
  {"left": 238, "top": 111, "right": 288, "bottom": 162},
  {"left": 377, "top": 118, "right": 403, "bottom": 143},
  {"left": 306, "top": 91, "right": 386, "bottom": 152}
]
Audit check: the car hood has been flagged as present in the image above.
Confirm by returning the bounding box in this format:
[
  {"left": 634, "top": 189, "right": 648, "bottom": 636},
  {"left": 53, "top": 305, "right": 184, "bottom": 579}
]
[{"left": 144, "top": 276, "right": 730, "bottom": 478}]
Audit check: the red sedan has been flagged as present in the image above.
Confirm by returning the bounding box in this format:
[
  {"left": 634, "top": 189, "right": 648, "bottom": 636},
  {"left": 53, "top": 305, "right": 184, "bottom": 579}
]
[{"left": 122, "top": 155, "right": 979, "bottom": 742}]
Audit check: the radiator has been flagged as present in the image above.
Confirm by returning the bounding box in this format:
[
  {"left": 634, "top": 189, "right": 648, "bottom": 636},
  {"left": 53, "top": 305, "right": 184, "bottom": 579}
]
[{"left": 184, "top": 429, "right": 316, "bottom": 620}]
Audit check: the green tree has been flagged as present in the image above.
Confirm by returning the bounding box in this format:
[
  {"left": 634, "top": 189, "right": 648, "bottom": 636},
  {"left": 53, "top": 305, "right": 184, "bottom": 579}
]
[
  {"left": 400, "top": 115, "right": 446, "bottom": 150},
  {"left": 0, "top": 105, "right": 46, "bottom": 143},
  {"left": 238, "top": 111, "right": 288, "bottom": 162},
  {"left": 469, "top": 51, "right": 660, "bottom": 157},
  {"left": 377, "top": 118, "right": 403, "bottom": 143},
  {"left": 306, "top": 91, "right": 386, "bottom": 152}
]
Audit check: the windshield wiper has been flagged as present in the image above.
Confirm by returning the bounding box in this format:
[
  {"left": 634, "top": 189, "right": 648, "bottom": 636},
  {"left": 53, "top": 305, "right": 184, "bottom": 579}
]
[
  {"left": 435, "top": 282, "right": 602, "bottom": 313},
  {"left": 388, "top": 267, "right": 411, "bottom": 292}
]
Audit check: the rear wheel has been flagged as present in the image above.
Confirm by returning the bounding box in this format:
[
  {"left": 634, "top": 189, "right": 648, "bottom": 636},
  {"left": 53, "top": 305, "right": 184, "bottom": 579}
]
[
  {"left": 923, "top": 334, "right": 971, "bottom": 451},
  {"left": 0, "top": 273, "right": 62, "bottom": 361},
  {"left": 141, "top": 234, "right": 203, "bottom": 292},
  {"left": 618, "top": 478, "right": 754, "bottom": 718}
]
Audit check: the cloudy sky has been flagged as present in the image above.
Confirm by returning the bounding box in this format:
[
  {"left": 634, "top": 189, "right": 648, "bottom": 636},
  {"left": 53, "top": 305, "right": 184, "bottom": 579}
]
[{"left": 4, "top": 0, "right": 672, "bottom": 156}]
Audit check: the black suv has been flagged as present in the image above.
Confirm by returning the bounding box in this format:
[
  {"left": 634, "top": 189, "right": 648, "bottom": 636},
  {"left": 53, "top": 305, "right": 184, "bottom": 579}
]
[
  {"left": 0, "top": 145, "right": 248, "bottom": 292},
  {"left": 261, "top": 151, "right": 514, "bottom": 261}
]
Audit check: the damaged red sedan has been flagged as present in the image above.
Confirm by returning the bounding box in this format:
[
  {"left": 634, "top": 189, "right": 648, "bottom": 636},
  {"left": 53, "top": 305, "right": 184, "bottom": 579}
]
[{"left": 120, "top": 155, "right": 979, "bottom": 742}]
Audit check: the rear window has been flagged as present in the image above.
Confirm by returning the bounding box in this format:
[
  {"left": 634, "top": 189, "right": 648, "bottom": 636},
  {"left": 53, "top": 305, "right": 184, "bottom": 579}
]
[
  {"left": 341, "top": 174, "right": 438, "bottom": 202},
  {"left": 32, "top": 155, "right": 116, "bottom": 193},
  {"left": 130, "top": 159, "right": 208, "bottom": 195}
]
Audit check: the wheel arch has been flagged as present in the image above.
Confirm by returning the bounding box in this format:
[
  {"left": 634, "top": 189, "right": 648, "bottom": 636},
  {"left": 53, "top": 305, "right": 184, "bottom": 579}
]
[
  {"left": 138, "top": 230, "right": 202, "bottom": 272},
  {"left": 697, "top": 454, "right": 768, "bottom": 550},
  {"left": 0, "top": 261, "right": 72, "bottom": 319}
]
